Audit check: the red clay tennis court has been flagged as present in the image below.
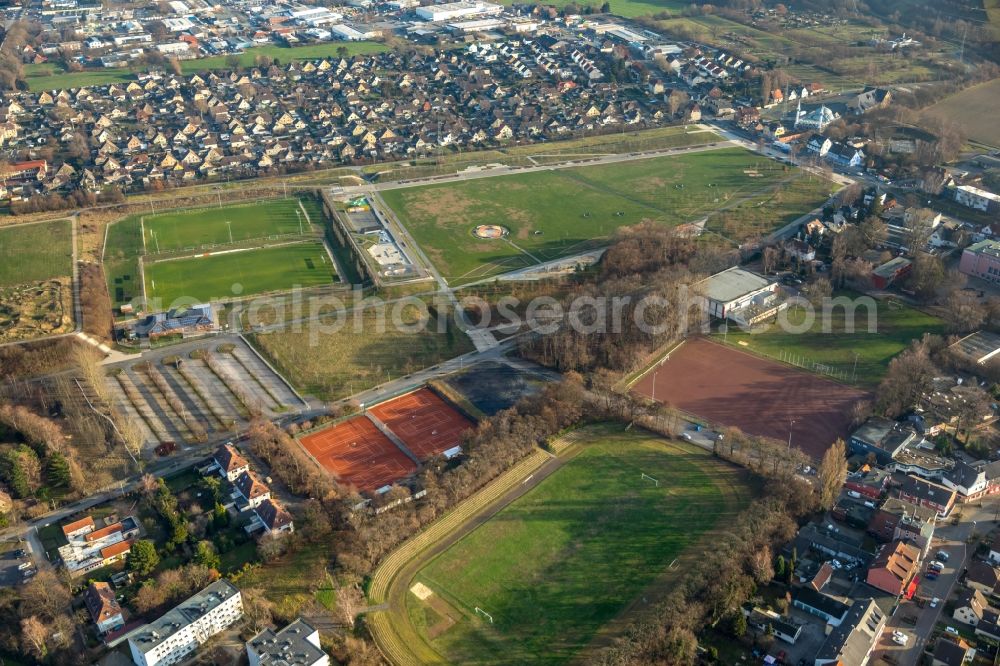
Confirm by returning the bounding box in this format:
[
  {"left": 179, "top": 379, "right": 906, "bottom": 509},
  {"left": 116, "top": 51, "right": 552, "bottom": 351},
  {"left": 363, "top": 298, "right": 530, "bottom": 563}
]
[
  {"left": 299, "top": 416, "right": 417, "bottom": 492},
  {"left": 370, "top": 388, "right": 475, "bottom": 461},
  {"left": 632, "top": 338, "right": 871, "bottom": 460}
]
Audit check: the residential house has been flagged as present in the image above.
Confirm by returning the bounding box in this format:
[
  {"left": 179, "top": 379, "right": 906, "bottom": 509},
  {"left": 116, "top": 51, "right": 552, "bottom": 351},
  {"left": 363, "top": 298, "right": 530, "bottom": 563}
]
[
  {"left": 966, "top": 561, "right": 1000, "bottom": 596},
  {"left": 234, "top": 471, "right": 271, "bottom": 510},
  {"left": 954, "top": 185, "right": 1000, "bottom": 214},
  {"left": 953, "top": 587, "right": 988, "bottom": 627},
  {"left": 806, "top": 133, "right": 832, "bottom": 157},
  {"left": 990, "top": 533, "right": 1000, "bottom": 564},
  {"left": 866, "top": 498, "right": 935, "bottom": 556},
  {"left": 896, "top": 475, "right": 956, "bottom": 518},
  {"left": 941, "top": 461, "right": 990, "bottom": 501},
  {"left": 254, "top": 498, "right": 294, "bottom": 535},
  {"left": 783, "top": 239, "right": 816, "bottom": 262},
  {"left": 976, "top": 608, "right": 1000, "bottom": 642},
  {"left": 851, "top": 87, "right": 892, "bottom": 114},
  {"left": 792, "top": 587, "right": 851, "bottom": 626},
  {"left": 213, "top": 444, "right": 250, "bottom": 483},
  {"left": 813, "top": 598, "right": 885, "bottom": 666},
  {"left": 865, "top": 540, "right": 920, "bottom": 598},
  {"left": 744, "top": 606, "right": 803, "bottom": 645},
  {"left": 84, "top": 582, "right": 125, "bottom": 635},
  {"left": 932, "top": 637, "right": 974, "bottom": 666}
]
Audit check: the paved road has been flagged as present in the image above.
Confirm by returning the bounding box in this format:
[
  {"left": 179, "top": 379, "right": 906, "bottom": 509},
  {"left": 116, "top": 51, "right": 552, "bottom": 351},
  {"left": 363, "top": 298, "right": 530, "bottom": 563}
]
[{"left": 873, "top": 500, "right": 997, "bottom": 666}]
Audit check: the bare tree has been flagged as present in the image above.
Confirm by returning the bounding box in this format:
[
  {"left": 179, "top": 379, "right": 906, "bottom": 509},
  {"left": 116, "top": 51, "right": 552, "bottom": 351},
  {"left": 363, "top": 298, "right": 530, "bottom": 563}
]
[
  {"left": 20, "top": 616, "right": 50, "bottom": 660},
  {"left": 818, "top": 439, "right": 848, "bottom": 510}
]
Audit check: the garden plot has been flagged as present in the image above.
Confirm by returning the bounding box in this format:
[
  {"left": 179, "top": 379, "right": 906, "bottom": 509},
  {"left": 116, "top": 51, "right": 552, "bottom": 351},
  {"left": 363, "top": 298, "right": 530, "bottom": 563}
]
[{"left": 105, "top": 338, "right": 304, "bottom": 452}]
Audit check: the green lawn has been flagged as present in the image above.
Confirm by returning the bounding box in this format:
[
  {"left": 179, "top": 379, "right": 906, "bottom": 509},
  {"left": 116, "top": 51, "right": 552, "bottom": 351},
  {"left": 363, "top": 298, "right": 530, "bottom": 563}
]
[
  {"left": 143, "top": 198, "right": 308, "bottom": 254},
  {"left": 23, "top": 42, "right": 385, "bottom": 90},
  {"left": 250, "top": 303, "right": 474, "bottom": 401},
  {"left": 105, "top": 215, "right": 144, "bottom": 310},
  {"left": 144, "top": 241, "right": 337, "bottom": 306},
  {"left": 382, "top": 147, "right": 829, "bottom": 283},
  {"left": 409, "top": 426, "right": 752, "bottom": 664},
  {"left": 0, "top": 220, "right": 73, "bottom": 287},
  {"left": 718, "top": 292, "right": 946, "bottom": 386}
]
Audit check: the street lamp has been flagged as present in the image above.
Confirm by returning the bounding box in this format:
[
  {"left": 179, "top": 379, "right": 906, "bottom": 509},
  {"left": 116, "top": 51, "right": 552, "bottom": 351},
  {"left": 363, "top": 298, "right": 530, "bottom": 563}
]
[{"left": 788, "top": 419, "right": 796, "bottom": 449}]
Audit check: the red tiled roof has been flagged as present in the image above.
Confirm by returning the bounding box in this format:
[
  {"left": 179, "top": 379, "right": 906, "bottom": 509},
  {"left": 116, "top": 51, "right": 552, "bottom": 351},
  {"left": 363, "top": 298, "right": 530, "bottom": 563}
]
[
  {"left": 85, "top": 522, "right": 123, "bottom": 542},
  {"left": 100, "top": 540, "right": 131, "bottom": 559},
  {"left": 62, "top": 516, "right": 95, "bottom": 536}
]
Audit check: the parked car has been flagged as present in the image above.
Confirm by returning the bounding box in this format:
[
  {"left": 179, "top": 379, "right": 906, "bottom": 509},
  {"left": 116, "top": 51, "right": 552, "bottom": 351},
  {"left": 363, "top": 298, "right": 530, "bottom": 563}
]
[
  {"left": 945, "top": 626, "right": 959, "bottom": 636},
  {"left": 930, "top": 597, "right": 940, "bottom": 608},
  {"left": 937, "top": 550, "right": 950, "bottom": 562}
]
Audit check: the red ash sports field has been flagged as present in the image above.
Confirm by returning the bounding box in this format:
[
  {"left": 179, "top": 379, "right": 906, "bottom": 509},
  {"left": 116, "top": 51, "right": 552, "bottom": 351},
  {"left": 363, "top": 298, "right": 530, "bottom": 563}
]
[
  {"left": 299, "top": 416, "right": 417, "bottom": 492},
  {"left": 633, "top": 338, "right": 871, "bottom": 460},
  {"left": 370, "top": 388, "right": 474, "bottom": 460}
]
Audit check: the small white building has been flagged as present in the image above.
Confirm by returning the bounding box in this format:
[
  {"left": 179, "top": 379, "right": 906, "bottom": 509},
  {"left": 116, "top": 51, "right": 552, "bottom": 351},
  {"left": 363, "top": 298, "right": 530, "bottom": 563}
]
[{"left": 128, "top": 580, "right": 243, "bottom": 666}]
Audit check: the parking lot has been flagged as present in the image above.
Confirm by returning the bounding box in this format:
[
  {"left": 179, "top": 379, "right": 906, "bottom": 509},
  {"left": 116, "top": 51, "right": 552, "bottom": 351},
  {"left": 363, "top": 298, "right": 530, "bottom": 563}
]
[{"left": 0, "top": 538, "right": 33, "bottom": 587}]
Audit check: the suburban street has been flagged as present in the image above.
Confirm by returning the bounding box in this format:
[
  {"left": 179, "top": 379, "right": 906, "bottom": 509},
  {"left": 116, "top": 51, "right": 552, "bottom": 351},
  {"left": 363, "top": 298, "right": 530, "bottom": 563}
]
[{"left": 873, "top": 500, "right": 999, "bottom": 666}]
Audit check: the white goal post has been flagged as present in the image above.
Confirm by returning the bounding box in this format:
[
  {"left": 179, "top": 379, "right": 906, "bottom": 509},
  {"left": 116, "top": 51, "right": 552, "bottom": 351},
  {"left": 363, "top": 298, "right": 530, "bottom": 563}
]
[
  {"left": 641, "top": 473, "right": 659, "bottom": 487},
  {"left": 475, "top": 607, "right": 494, "bottom": 624}
]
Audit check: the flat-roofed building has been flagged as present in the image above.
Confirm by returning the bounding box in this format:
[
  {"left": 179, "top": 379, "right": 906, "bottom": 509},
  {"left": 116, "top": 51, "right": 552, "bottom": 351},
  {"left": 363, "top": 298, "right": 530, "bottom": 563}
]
[
  {"left": 960, "top": 239, "right": 1000, "bottom": 283},
  {"left": 127, "top": 580, "right": 243, "bottom": 666},
  {"left": 692, "top": 266, "right": 783, "bottom": 327},
  {"left": 247, "top": 618, "right": 329, "bottom": 666},
  {"left": 955, "top": 184, "right": 1000, "bottom": 214}
]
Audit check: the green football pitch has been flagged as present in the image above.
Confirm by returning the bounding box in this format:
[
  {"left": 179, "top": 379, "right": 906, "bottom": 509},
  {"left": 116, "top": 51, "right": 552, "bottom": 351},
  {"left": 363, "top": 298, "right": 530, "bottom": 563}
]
[
  {"left": 143, "top": 241, "right": 337, "bottom": 306},
  {"left": 405, "top": 425, "right": 753, "bottom": 664},
  {"left": 142, "top": 198, "right": 308, "bottom": 254},
  {"left": 381, "top": 147, "right": 833, "bottom": 284}
]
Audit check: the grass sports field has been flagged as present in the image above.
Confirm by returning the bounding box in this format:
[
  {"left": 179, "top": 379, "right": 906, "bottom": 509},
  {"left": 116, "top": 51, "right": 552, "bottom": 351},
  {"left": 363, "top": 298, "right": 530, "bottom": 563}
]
[
  {"left": 105, "top": 197, "right": 333, "bottom": 310},
  {"left": 381, "top": 147, "right": 832, "bottom": 284},
  {"left": 717, "top": 292, "right": 945, "bottom": 386},
  {"left": 142, "top": 199, "right": 307, "bottom": 254},
  {"left": 404, "top": 425, "right": 753, "bottom": 664},
  {"left": 0, "top": 219, "right": 72, "bottom": 287},
  {"left": 144, "top": 241, "right": 336, "bottom": 306},
  {"left": 923, "top": 78, "right": 1000, "bottom": 148}
]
